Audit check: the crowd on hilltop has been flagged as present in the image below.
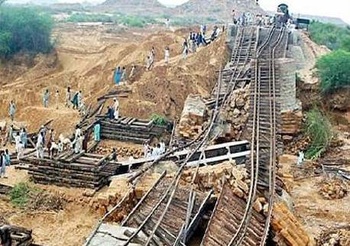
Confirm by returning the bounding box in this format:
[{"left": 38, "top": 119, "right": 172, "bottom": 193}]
[{"left": 232, "top": 9, "right": 276, "bottom": 27}]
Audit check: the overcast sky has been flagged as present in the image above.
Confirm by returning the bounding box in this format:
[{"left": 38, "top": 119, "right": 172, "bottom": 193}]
[{"left": 12, "top": 0, "right": 350, "bottom": 24}]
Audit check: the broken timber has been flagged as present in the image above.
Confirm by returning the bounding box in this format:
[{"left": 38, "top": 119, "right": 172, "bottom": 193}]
[
  {"left": 100, "top": 117, "right": 170, "bottom": 144},
  {"left": 21, "top": 152, "right": 122, "bottom": 190}
]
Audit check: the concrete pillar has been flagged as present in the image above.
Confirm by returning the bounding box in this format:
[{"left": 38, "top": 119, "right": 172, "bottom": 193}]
[{"left": 276, "top": 58, "right": 299, "bottom": 111}]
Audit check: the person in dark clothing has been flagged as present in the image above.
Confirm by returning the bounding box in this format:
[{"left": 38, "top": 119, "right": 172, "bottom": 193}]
[
  {"left": 106, "top": 106, "right": 114, "bottom": 120},
  {"left": 110, "top": 148, "right": 118, "bottom": 161}
]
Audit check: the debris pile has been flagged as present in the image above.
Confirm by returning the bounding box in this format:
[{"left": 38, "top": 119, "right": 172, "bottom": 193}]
[
  {"left": 284, "top": 136, "right": 311, "bottom": 155},
  {"left": 318, "top": 227, "right": 350, "bottom": 246},
  {"left": 272, "top": 202, "right": 315, "bottom": 246},
  {"left": 27, "top": 190, "right": 67, "bottom": 211},
  {"left": 95, "top": 145, "right": 143, "bottom": 159},
  {"left": 178, "top": 94, "right": 207, "bottom": 139},
  {"left": 90, "top": 177, "right": 131, "bottom": 216},
  {"left": 318, "top": 178, "right": 348, "bottom": 200},
  {"left": 223, "top": 87, "right": 250, "bottom": 139}
]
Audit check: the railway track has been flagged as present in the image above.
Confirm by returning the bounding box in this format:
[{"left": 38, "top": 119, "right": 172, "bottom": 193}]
[
  {"left": 86, "top": 26, "right": 289, "bottom": 246},
  {"left": 114, "top": 26, "right": 258, "bottom": 246},
  {"left": 201, "top": 26, "right": 288, "bottom": 246}
]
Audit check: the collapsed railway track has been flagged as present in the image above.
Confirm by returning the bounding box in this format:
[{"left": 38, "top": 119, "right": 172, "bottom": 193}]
[
  {"left": 202, "top": 26, "right": 288, "bottom": 246},
  {"left": 86, "top": 26, "right": 289, "bottom": 246}
]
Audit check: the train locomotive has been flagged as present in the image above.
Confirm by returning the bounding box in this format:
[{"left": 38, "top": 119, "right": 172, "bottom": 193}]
[{"left": 275, "top": 3, "right": 291, "bottom": 26}]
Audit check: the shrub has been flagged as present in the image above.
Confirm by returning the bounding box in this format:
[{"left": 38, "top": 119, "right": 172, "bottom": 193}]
[
  {"left": 151, "top": 114, "right": 168, "bottom": 126},
  {"left": 316, "top": 50, "right": 350, "bottom": 94},
  {"left": 0, "top": 6, "right": 54, "bottom": 58},
  {"left": 9, "top": 183, "right": 33, "bottom": 208},
  {"left": 309, "top": 21, "right": 350, "bottom": 51},
  {"left": 304, "top": 109, "right": 333, "bottom": 160},
  {"left": 66, "top": 13, "right": 114, "bottom": 23}
]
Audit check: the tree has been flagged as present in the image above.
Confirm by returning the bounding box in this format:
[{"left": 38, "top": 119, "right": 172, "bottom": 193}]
[
  {"left": 316, "top": 50, "right": 350, "bottom": 94},
  {"left": 0, "top": 6, "right": 54, "bottom": 59}
]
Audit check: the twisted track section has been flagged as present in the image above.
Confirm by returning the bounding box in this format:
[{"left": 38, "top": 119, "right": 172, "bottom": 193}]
[{"left": 201, "top": 26, "right": 288, "bottom": 246}]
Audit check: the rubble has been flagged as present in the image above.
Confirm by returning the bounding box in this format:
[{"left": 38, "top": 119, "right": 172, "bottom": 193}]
[
  {"left": 178, "top": 94, "right": 207, "bottom": 139},
  {"left": 318, "top": 178, "right": 348, "bottom": 200},
  {"left": 221, "top": 87, "right": 250, "bottom": 140},
  {"left": 272, "top": 202, "right": 315, "bottom": 246},
  {"left": 318, "top": 227, "right": 350, "bottom": 246}
]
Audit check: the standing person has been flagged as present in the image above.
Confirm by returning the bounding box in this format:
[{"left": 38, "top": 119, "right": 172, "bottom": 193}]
[
  {"left": 20, "top": 128, "right": 28, "bottom": 148},
  {"left": 4, "top": 149, "right": 11, "bottom": 166},
  {"left": 0, "top": 151, "right": 7, "bottom": 179},
  {"left": 7, "top": 125, "right": 14, "bottom": 145},
  {"left": 36, "top": 131, "right": 44, "bottom": 158},
  {"left": 72, "top": 134, "right": 83, "bottom": 154},
  {"left": 121, "top": 67, "right": 127, "bottom": 84},
  {"left": 77, "top": 90, "right": 83, "bottom": 109},
  {"left": 191, "top": 38, "right": 197, "bottom": 53},
  {"left": 9, "top": 100, "right": 16, "bottom": 122},
  {"left": 150, "top": 47, "right": 156, "bottom": 60},
  {"left": 113, "top": 66, "right": 122, "bottom": 85},
  {"left": 71, "top": 91, "right": 79, "bottom": 110},
  {"left": 43, "top": 89, "right": 50, "bottom": 108},
  {"left": 143, "top": 141, "right": 150, "bottom": 158},
  {"left": 113, "top": 98, "right": 119, "bottom": 120},
  {"left": 55, "top": 90, "right": 59, "bottom": 109},
  {"left": 74, "top": 125, "right": 82, "bottom": 142},
  {"left": 94, "top": 123, "right": 101, "bottom": 142},
  {"left": 159, "top": 140, "right": 166, "bottom": 154},
  {"left": 110, "top": 148, "right": 118, "bottom": 161},
  {"left": 182, "top": 38, "right": 189, "bottom": 59},
  {"left": 164, "top": 47, "right": 170, "bottom": 64},
  {"left": 14, "top": 132, "right": 23, "bottom": 161},
  {"left": 106, "top": 106, "right": 114, "bottom": 119},
  {"left": 65, "top": 87, "right": 72, "bottom": 108},
  {"left": 129, "top": 65, "right": 136, "bottom": 79},
  {"left": 47, "top": 129, "right": 54, "bottom": 155}
]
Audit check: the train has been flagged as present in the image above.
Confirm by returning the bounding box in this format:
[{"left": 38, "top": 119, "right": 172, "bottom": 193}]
[{"left": 275, "top": 3, "right": 291, "bottom": 26}]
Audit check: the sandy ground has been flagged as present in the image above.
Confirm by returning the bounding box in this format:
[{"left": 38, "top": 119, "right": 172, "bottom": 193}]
[
  {"left": 0, "top": 167, "right": 100, "bottom": 246},
  {"left": 0, "top": 23, "right": 227, "bottom": 137}
]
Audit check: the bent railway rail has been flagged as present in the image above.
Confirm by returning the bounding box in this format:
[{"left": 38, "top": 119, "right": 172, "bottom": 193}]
[
  {"left": 86, "top": 26, "right": 289, "bottom": 246},
  {"left": 202, "top": 26, "right": 288, "bottom": 246}
]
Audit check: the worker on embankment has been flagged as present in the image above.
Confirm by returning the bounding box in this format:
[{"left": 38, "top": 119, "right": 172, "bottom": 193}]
[
  {"left": 113, "top": 97, "right": 119, "bottom": 120},
  {"left": 94, "top": 123, "right": 101, "bottom": 142},
  {"left": 0, "top": 151, "right": 7, "bottom": 179},
  {"left": 8, "top": 100, "right": 16, "bottom": 122},
  {"left": 65, "top": 87, "right": 72, "bottom": 108},
  {"left": 113, "top": 66, "right": 122, "bottom": 85},
  {"left": 43, "top": 89, "right": 50, "bottom": 108},
  {"left": 164, "top": 47, "right": 170, "bottom": 64}
]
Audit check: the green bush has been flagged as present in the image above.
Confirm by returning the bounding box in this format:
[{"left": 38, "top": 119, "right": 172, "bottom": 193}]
[
  {"left": 316, "top": 50, "right": 350, "bottom": 94},
  {"left": 67, "top": 13, "right": 114, "bottom": 23},
  {"left": 304, "top": 109, "right": 333, "bottom": 160},
  {"left": 151, "top": 114, "right": 168, "bottom": 126},
  {"left": 9, "top": 183, "right": 33, "bottom": 208},
  {"left": 309, "top": 21, "right": 350, "bottom": 51},
  {"left": 0, "top": 6, "right": 53, "bottom": 58}
]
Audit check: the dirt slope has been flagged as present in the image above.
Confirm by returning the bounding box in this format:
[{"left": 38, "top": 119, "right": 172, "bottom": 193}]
[{"left": 0, "top": 24, "right": 228, "bottom": 136}]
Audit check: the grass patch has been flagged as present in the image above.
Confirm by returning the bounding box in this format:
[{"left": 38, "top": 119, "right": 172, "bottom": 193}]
[
  {"left": 304, "top": 108, "right": 333, "bottom": 160},
  {"left": 9, "top": 182, "right": 39, "bottom": 208}
]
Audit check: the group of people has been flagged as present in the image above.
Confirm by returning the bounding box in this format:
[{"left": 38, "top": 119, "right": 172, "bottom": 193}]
[
  {"left": 182, "top": 24, "right": 222, "bottom": 59},
  {"left": 143, "top": 140, "right": 166, "bottom": 158},
  {"left": 232, "top": 9, "right": 275, "bottom": 27}
]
